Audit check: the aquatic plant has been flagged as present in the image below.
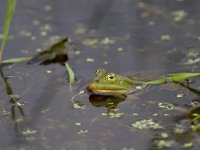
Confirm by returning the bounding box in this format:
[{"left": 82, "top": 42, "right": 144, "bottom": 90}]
[
  {"left": 0, "top": 0, "right": 17, "bottom": 62},
  {"left": 0, "top": 67, "right": 25, "bottom": 129},
  {"left": 144, "top": 73, "right": 200, "bottom": 85},
  {"left": 65, "top": 62, "right": 75, "bottom": 84}
]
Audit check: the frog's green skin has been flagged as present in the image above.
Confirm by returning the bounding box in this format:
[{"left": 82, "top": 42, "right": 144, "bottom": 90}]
[{"left": 88, "top": 69, "right": 146, "bottom": 96}]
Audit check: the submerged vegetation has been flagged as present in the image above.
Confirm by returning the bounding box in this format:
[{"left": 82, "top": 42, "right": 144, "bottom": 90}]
[{"left": 0, "top": 67, "right": 25, "bottom": 129}]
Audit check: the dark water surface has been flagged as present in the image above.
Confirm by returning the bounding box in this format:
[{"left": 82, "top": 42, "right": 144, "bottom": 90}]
[{"left": 1, "top": 0, "right": 200, "bottom": 150}]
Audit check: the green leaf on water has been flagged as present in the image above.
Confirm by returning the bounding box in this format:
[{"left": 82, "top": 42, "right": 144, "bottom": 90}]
[
  {"left": 65, "top": 62, "right": 75, "bottom": 84},
  {"left": 143, "top": 73, "right": 200, "bottom": 85},
  {"left": 144, "top": 78, "right": 167, "bottom": 85},
  {"left": 167, "top": 73, "right": 200, "bottom": 81}
]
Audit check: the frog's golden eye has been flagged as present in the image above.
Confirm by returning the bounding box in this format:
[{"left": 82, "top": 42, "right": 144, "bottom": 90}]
[{"left": 106, "top": 73, "right": 116, "bottom": 82}]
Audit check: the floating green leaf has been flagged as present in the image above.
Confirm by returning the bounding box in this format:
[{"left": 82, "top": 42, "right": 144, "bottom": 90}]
[
  {"left": 167, "top": 73, "right": 200, "bottom": 81},
  {"left": 144, "top": 78, "right": 167, "bottom": 85},
  {"left": 143, "top": 73, "right": 200, "bottom": 85}
]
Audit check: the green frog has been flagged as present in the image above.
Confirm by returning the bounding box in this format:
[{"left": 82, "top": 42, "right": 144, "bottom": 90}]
[
  {"left": 88, "top": 69, "right": 200, "bottom": 96},
  {"left": 88, "top": 69, "right": 147, "bottom": 96}
]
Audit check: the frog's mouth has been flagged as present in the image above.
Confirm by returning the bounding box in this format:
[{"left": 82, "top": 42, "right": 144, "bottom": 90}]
[
  {"left": 92, "top": 89, "right": 128, "bottom": 94},
  {"left": 88, "top": 82, "right": 147, "bottom": 95},
  {"left": 87, "top": 82, "right": 128, "bottom": 95}
]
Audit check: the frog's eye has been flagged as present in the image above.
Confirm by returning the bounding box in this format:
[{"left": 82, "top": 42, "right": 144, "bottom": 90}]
[
  {"left": 95, "top": 69, "right": 106, "bottom": 77},
  {"left": 106, "top": 73, "right": 116, "bottom": 82},
  {"left": 95, "top": 69, "right": 101, "bottom": 76}
]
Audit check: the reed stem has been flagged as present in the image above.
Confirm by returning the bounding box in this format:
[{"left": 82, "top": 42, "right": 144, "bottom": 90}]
[{"left": 0, "top": 0, "right": 17, "bottom": 62}]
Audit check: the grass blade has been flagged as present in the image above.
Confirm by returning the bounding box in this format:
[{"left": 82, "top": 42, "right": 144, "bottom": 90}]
[
  {"left": 65, "top": 62, "right": 75, "bottom": 84},
  {"left": 1, "top": 56, "right": 32, "bottom": 64},
  {"left": 17, "top": 106, "right": 25, "bottom": 116},
  {"left": 0, "top": 0, "right": 17, "bottom": 62}
]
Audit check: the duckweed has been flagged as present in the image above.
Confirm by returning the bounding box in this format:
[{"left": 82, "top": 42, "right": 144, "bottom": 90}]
[
  {"left": 117, "top": 47, "right": 123, "bottom": 52},
  {"left": 45, "top": 70, "right": 52, "bottom": 74},
  {"left": 74, "top": 24, "right": 87, "bottom": 34},
  {"left": 156, "top": 140, "right": 175, "bottom": 148},
  {"left": 77, "top": 129, "right": 88, "bottom": 135},
  {"left": 72, "top": 102, "right": 86, "bottom": 109},
  {"left": 102, "top": 110, "right": 124, "bottom": 118},
  {"left": 182, "top": 142, "right": 193, "bottom": 148},
  {"left": 161, "top": 34, "right": 171, "bottom": 41},
  {"left": 160, "top": 132, "right": 169, "bottom": 138},
  {"left": 22, "top": 129, "right": 37, "bottom": 135},
  {"left": 82, "top": 38, "right": 98, "bottom": 46},
  {"left": 44, "top": 5, "right": 52, "bottom": 11},
  {"left": 86, "top": 58, "right": 94, "bottom": 62},
  {"left": 176, "top": 93, "right": 184, "bottom": 98},
  {"left": 131, "top": 119, "right": 163, "bottom": 129},
  {"left": 101, "top": 37, "right": 115, "bottom": 45},
  {"left": 172, "top": 10, "right": 187, "bottom": 22},
  {"left": 158, "top": 102, "right": 174, "bottom": 110},
  {"left": 75, "top": 122, "right": 81, "bottom": 126},
  {"left": 174, "top": 124, "right": 186, "bottom": 134}
]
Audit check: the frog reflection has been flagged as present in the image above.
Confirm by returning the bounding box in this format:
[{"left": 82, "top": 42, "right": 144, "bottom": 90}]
[{"left": 89, "top": 94, "right": 125, "bottom": 113}]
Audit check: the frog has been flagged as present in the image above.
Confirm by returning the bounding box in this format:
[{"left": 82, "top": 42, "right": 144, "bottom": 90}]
[
  {"left": 88, "top": 69, "right": 200, "bottom": 96},
  {"left": 88, "top": 69, "right": 147, "bottom": 96}
]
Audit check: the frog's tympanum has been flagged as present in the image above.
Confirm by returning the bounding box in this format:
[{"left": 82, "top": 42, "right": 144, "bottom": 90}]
[{"left": 88, "top": 69, "right": 146, "bottom": 96}]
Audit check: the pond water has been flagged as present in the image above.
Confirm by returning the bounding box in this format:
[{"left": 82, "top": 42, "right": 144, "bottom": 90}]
[{"left": 1, "top": 0, "right": 200, "bottom": 150}]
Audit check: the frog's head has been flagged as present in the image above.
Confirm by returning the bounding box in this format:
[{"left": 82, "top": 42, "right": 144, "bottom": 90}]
[{"left": 88, "top": 69, "right": 139, "bottom": 95}]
